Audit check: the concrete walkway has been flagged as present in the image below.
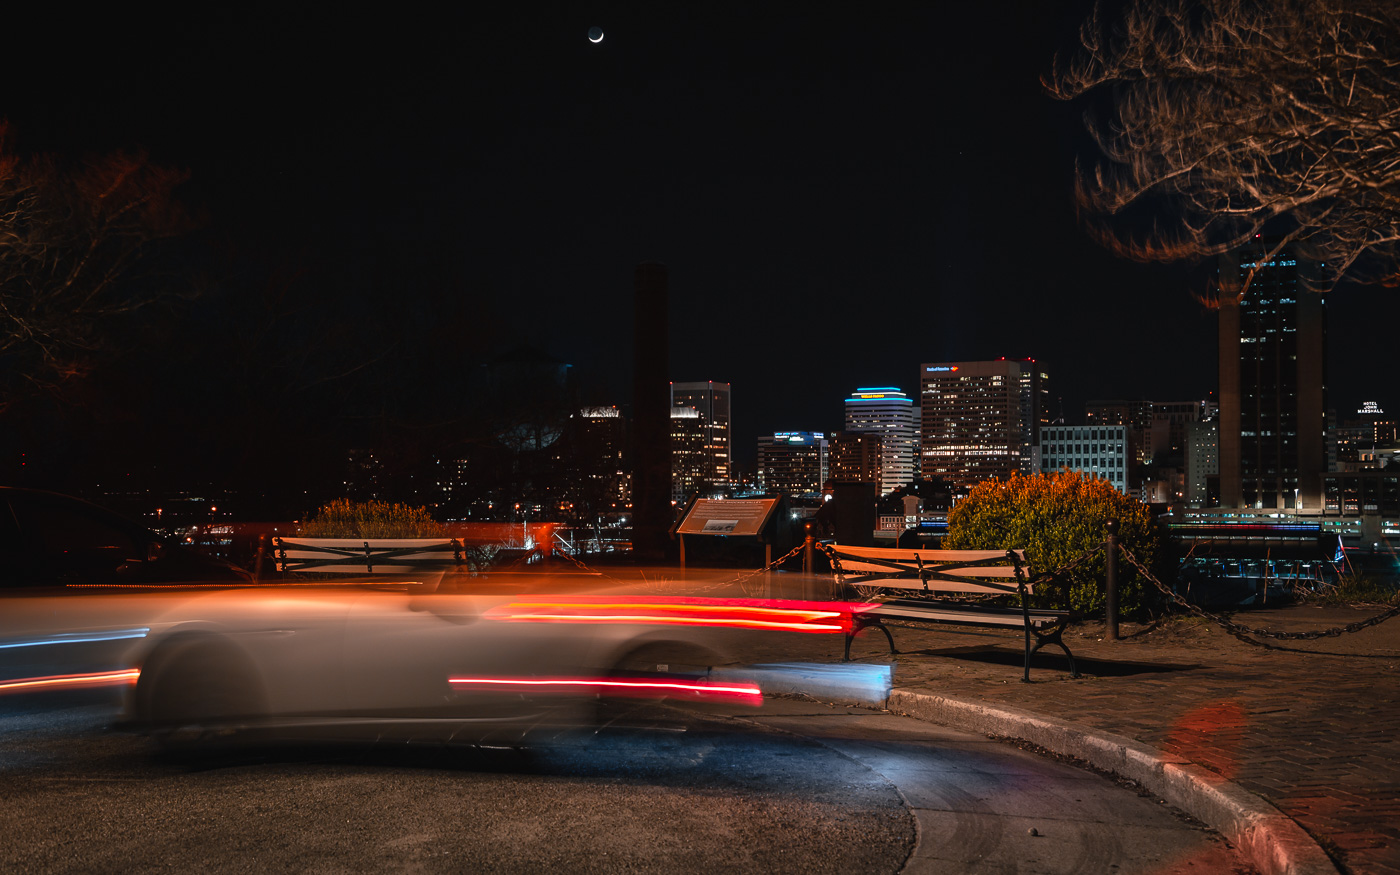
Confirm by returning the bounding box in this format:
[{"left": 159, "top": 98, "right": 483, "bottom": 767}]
[{"left": 721, "top": 601, "right": 1400, "bottom": 875}]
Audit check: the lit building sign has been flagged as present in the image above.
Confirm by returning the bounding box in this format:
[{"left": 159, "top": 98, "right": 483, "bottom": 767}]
[
  {"left": 849, "top": 387, "right": 911, "bottom": 401},
  {"left": 925, "top": 366, "right": 959, "bottom": 372},
  {"left": 1359, "top": 401, "right": 1384, "bottom": 415}
]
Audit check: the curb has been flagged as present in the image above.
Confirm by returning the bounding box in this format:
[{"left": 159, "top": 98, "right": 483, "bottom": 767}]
[{"left": 885, "top": 690, "right": 1338, "bottom": 875}]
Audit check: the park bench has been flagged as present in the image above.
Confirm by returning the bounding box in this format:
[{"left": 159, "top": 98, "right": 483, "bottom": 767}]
[
  {"left": 824, "top": 544, "right": 1079, "bottom": 682},
  {"left": 272, "top": 537, "right": 464, "bottom": 576}
]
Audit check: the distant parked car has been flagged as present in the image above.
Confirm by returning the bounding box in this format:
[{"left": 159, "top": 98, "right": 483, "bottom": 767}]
[{"left": 0, "top": 487, "right": 252, "bottom": 588}]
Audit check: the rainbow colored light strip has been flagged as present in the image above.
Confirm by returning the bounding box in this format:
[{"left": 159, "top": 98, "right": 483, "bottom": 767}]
[
  {"left": 482, "top": 596, "right": 861, "bottom": 633},
  {"left": 448, "top": 675, "right": 763, "bottom": 705},
  {"left": 0, "top": 668, "right": 141, "bottom": 695}
]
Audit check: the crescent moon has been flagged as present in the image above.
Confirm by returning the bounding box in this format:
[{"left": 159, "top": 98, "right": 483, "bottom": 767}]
[{"left": 588, "top": 27, "right": 604, "bottom": 43}]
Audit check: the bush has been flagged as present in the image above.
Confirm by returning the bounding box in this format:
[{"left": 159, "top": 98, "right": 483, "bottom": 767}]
[
  {"left": 1305, "top": 575, "right": 1400, "bottom": 606},
  {"left": 943, "top": 471, "right": 1169, "bottom": 618},
  {"left": 298, "top": 498, "right": 450, "bottom": 539}
]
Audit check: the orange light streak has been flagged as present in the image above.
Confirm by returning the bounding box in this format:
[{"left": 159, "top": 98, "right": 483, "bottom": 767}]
[{"left": 0, "top": 668, "right": 141, "bottom": 695}]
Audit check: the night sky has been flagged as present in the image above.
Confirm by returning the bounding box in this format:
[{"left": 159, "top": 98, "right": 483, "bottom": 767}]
[{"left": 3, "top": 2, "right": 1395, "bottom": 482}]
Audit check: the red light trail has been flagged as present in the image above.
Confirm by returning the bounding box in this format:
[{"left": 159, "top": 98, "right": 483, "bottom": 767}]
[{"left": 482, "top": 596, "right": 862, "bottom": 633}]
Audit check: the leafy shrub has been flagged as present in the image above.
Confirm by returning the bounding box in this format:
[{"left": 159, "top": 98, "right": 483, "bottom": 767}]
[
  {"left": 943, "top": 471, "right": 1169, "bottom": 617},
  {"left": 298, "top": 498, "right": 450, "bottom": 539}
]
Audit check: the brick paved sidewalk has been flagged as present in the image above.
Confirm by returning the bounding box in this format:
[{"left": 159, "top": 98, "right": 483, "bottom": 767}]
[{"left": 729, "top": 601, "right": 1399, "bottom": 875}]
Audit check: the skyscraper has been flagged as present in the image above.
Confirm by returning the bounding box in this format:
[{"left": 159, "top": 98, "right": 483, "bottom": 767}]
[
  {"left": 756, "top": 432, "right": 828, "bottom": 496},
  {"left": 567, "top": 406, "right": 631, "bottom": 514},
  {"left": 828, "top": 431, "right": 886, "bottom": 489},
  {"left": 1217, "top": 238, "right": 1326, "bottom": 510},
  {"left": 1014, "top": 361, "right": 1050, "bottom": 474},
  {"left": 669, "top": 406, "right": 707, "bottom": 502},
  {"left": 920, "top": 360, "right": 1046, "bottom": 495},
  {"left": 843, "top": 388, "right": 916, "bottom": 492},
  {"left": 670, "top": 381, "right": 731, "bottom": 486}
]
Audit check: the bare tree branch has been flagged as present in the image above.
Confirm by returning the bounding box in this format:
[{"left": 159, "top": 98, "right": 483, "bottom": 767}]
[
  {"left": 0, "top": 123, "right": 192, "bottom": 407},
  {"left": 1045, "top": 0, "right": 1400, "bottom": 301}
]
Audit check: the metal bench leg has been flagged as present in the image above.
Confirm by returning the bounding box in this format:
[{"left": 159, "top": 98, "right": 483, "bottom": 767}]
[
  {"left": 844, "top": 620, "right": 897, "bottom": 662},
  {"left": 1029, "top": 624, "right": 1080, "bottom": 679},
  {"left": 1019, "top": 584, "right": 1034, "bottom": 684}
]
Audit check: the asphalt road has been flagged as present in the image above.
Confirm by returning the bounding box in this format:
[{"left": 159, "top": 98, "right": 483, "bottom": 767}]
[{"left": 0, "top": 694, "right": 1253, "bottom": 874}]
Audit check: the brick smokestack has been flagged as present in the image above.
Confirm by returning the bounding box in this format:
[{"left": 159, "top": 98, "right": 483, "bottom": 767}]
[{"left": 632, "top": 262, "right": 671, "bottom": 560}]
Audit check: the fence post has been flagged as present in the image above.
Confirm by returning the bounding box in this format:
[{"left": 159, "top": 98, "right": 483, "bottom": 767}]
[
  {"left": 803, "top": 525, "right": 817, "bottom": 600},
  {"left": 763, "top": 542, "right": 773, "bottom": 599},
  {"left": 1105, "top": 518, "right": 1120, "bottom": 641},
  {"left": 803, "top": 524, "right": 814, "bottom": 575}
]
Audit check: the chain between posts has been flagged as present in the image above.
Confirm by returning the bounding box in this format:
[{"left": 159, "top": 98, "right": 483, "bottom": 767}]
[
  {"left": 1024, "top": 544, "right": 1106, "bottom": 592},
  {"left": 1118, "top": 543, "right": 1400, "bottom": 644},
  {"left": 726, "top": 543, "right": 810, "bottom": 595}
]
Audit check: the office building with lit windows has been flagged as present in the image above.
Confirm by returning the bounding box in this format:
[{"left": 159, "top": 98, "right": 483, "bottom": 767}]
[
  {"left": 843, "top": 388, "right": 916, "bottom": 492},
  {"left": 671, "top": 381, "right": 731, "bottom": 486},
  {"left": 920, "top": 360, "right": 1047, "bottom": 494},
  {"left": 756, "top": 432, "right": 828, "bottom": 496},
  {"left": 567, "top": 406, "right": 631, "bottom": 511},
  {"left": 1186, "top": 420, "right": 1220, "bottom": 507},
  {"left": 1039, "top": 425, "right": 1130, "bottom": 494},
  {"left": 1217, "top": 239, "right": 1326, "bottom": 510},
  {"left": 828, "top": 431, "right": 886, "bottom": 489},
  {"left": 670, "top": 406, "right": 707, "bottom": 502}
]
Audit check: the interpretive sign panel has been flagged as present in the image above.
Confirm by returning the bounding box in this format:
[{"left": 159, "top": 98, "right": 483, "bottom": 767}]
[{"left": 676, "top": 498, "right": 779, "bottom": 537}]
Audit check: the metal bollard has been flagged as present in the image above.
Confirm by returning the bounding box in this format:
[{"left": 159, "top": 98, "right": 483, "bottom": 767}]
[
  {"left": 1105, "top": 519, "right": 1120, "bottom": 641},
  {"left": 803, "top": 526, "right": 816, "bottom": 600}
]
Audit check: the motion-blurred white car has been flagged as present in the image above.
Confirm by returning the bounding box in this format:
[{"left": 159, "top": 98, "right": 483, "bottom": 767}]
[{"left": 118, "top": 582, "right": 849, "bottom": 749}]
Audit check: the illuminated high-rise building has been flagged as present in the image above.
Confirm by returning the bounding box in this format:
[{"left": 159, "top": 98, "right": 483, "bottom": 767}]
[
  {"left": 843, "top": 388, "right": 916, "bottom": 492},
  {"left": 670, "top": 406, "right": 707, "bottom": 502},
  {"left": 1186, "top": 420, "right": 1219, "bottom": 507},
  {"left": 919, "top": 360, "right": 1047, "bottom": 495},
  {"left": 828, "top": 431, "right": 886, "bottom": 489},
  {"left": 567, "top": 406, "right": 631, "bottom": 512},
  {"left": 1217, "top": 238, "right": 1326, "bottom": 510},
  {"left": 756, "top": 432, "right": 828, "bottom": 496},
  {"left": 671, "top": 381, "right": 731, "bottom": 486}
]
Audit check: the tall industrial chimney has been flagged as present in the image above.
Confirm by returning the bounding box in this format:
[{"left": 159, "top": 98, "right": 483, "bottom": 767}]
[{"left": 632, "top": 262, "right": 671, "bottom": 560}]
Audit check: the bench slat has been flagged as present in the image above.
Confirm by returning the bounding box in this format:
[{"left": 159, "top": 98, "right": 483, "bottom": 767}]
[
  {"left": 837, "top": 562, "right": 1020, "bottom": 578},
  {"left": 274, "top": 538, "right": 462, "bottom": 574},
  {"left": 831, "top": 546, "right": 1025, "bottom": 563},
  {"left": 844, "top": 576, "right": 1026, "bottom": 596}
]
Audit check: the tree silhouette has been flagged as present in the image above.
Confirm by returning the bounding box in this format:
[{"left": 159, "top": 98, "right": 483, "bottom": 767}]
[
  {"left": 1046, "top": 0, "right": 1400, "bottom": 299},
  {"left": 0, "top": 124, "right": 192, "bottom": 408}
]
